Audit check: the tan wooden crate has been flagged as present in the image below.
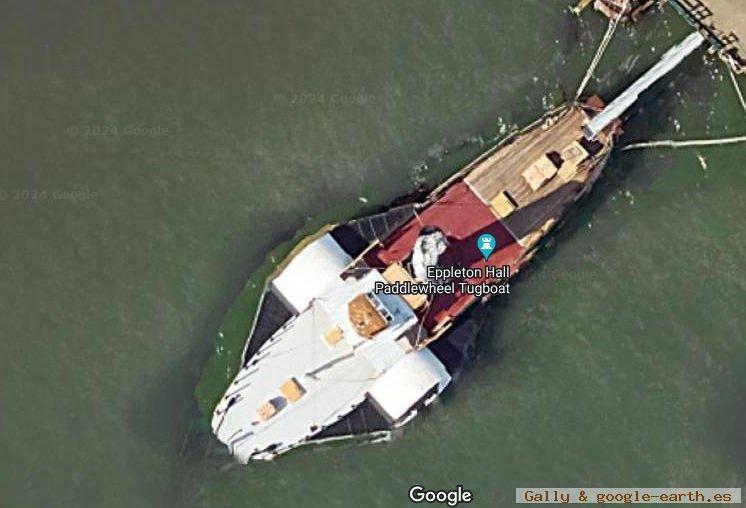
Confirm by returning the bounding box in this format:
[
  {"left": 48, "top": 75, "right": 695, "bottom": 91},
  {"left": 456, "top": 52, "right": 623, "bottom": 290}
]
[
  {"left": 382, "top": 263, "right": 427, "bottom": 309},
  {"left": 489, "top": 191, "right": 517, "bottom": 219},
  {"left": 323, "top": 326, "right": 344, "bottom": 347},
  {"left": 280, "top": 378, "right": 306, "bottom": 403},
  {"left": 257, "top": 400, "right": 278, "bottom": 421}
]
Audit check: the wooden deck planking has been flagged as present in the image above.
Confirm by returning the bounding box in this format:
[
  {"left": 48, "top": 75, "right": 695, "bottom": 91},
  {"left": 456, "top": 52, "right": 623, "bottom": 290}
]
[{"left": 464, "top": 107, "right": 588, "bottom": 206}]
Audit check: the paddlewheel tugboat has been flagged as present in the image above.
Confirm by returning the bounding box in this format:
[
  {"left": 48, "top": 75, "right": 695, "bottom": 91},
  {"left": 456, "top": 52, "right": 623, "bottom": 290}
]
[{"left": 209, "top": 33, "right": 704, "bottom": 462}]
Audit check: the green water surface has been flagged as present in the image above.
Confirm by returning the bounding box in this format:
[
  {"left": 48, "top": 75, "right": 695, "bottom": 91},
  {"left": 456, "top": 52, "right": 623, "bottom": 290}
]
[{"left": 1, "top": 1, "right": 744, "bottom": 507}]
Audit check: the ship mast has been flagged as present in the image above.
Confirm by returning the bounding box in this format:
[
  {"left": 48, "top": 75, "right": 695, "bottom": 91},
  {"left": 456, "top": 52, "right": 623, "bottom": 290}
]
[{"left": 583, "top": 31, "right": 706, "bottom": 139}]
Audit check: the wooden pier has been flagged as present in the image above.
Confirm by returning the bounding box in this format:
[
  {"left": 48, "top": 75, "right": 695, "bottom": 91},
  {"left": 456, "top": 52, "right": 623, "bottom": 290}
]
[
  {"left": 583, "top": 0, "right": 659, "bottom": 23},
  {"left": 584, "top": 0, "right": 745, "bottom": 73},
  {"left": 669, "top": 0, "right": 745, "bottom": 73}
]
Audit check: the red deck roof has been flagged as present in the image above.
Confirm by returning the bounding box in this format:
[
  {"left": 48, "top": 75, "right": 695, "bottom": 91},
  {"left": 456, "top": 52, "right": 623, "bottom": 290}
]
[{"left": 366, "top": 182, "right": 526, "bottom": 330}]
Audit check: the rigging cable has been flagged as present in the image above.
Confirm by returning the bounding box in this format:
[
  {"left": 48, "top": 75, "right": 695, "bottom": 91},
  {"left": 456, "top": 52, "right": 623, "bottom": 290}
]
[
  {"left": 413, "top": 295, "right": 434, "bottom": 349},
  {"left": 622, "top": 135, "right": 746, "bottom": 151},
  {"left": 575, "top": 0, "right": 630, "bottom": 102},
  {"left": 726, "top": 58, "right": 746, "bottom": 117}
]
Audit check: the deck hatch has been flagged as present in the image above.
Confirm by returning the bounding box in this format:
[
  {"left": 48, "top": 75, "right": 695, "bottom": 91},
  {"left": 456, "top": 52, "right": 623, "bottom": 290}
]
[
  {"left": 279, "top": 378, "right": 306, "bottom": 403},
  {"left": 348, "top": 293, "right": 389, "bottom": 338}
]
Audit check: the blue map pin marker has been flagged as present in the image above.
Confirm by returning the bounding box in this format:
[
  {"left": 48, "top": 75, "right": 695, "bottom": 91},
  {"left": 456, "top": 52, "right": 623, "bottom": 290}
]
[{"left": 477, "top": 233, "right": 496, "bottom": 260}]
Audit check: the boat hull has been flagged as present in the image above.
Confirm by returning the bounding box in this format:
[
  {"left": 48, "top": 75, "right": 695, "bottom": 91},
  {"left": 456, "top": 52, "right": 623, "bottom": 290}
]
[{"left": 211, "top": 101, "right": 621, "bottom": 461}]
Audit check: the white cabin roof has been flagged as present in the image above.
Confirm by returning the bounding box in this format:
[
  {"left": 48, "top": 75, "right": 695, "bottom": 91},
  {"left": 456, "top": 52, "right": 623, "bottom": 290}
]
[
  {"left": 368, "top": 348, "right": 451, "bottom": 422},
  {"left": 271, "top": 233, "right": 352, "bottom": 313},
  {"left": 212, "top": 269, "right": 424, "bottom": 462}
]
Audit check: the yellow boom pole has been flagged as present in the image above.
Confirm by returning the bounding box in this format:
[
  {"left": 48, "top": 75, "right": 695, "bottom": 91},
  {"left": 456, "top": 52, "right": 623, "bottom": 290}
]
[{"left": 571, "top": 0, "right": 595, "bottom": 15}]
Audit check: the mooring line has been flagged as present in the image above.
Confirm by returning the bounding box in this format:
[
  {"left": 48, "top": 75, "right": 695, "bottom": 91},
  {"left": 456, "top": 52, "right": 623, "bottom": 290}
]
[
  {"left": 726, "top": 60, "right": 746, "bottom": 117},
  {"left": 575, "top": 0, "right": 629, "bottom": 102},
  {"left": 622, "top": 135, "right": 746, "bottom": 151},
  {"left": 621, "top": 53, "right": 746, "bottom": 153}
]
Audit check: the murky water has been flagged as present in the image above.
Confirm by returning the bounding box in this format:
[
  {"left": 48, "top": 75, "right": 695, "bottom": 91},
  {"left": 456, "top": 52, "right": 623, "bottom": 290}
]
[{"left": 1, "top": 1, "right": 744, "bottom": 507}]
